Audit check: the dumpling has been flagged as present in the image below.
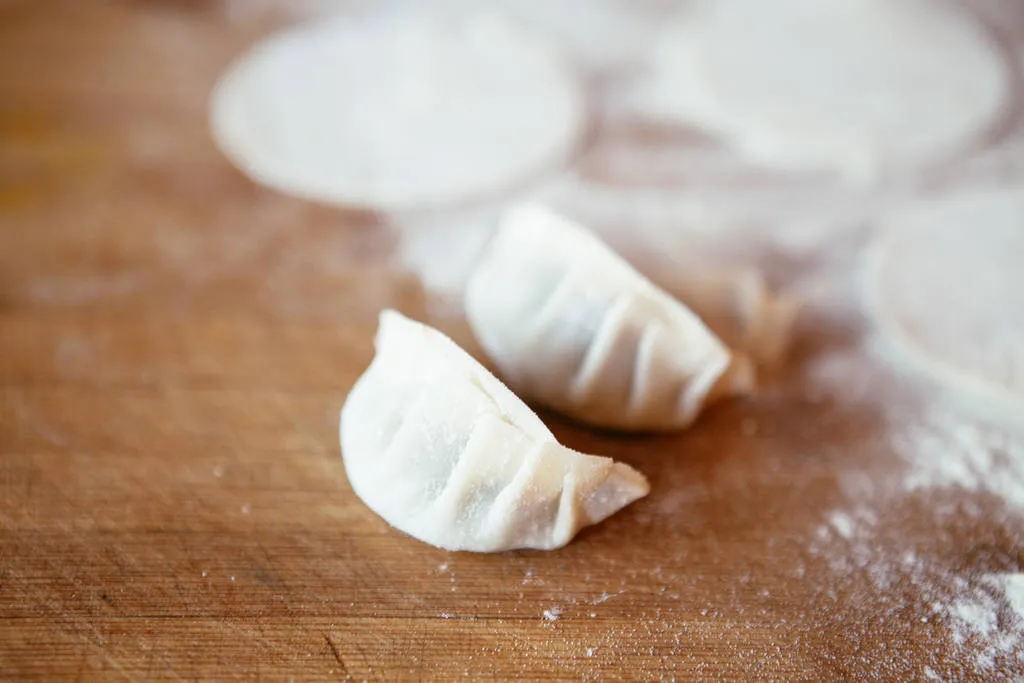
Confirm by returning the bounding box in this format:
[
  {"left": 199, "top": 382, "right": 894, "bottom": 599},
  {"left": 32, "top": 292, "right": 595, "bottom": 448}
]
[
  {"left": 464, "top": 204, "right": 754, "bottom": 432},
  {"left": 657, "top": 267, "right": 801, "bottom": 367},
  {"left": 339, "top": 310, "right": 650, "bottom": 552}
]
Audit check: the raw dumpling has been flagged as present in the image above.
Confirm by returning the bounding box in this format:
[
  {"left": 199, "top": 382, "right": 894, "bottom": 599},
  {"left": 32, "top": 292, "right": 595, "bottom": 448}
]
[
  {"left": 657, "top": 267, "right": 801, "bottom": 367},
  {"left": 464, "top": 204, "right": 754, "bottom": 432},
  {"left": 339, "top": 310, "right": 650, "bottom": 552}
]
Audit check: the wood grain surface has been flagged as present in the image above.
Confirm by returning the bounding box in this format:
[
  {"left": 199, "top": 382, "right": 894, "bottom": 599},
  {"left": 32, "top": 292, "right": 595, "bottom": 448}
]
[{"left": 1, "top": 2, "right": 1022, "bottom": 681}]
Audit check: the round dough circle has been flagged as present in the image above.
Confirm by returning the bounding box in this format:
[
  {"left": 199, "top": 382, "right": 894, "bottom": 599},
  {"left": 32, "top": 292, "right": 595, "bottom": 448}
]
[
  {"left": 867, "top": 189, "right": 1024, "bottom": 416},
  {"left": 643, "top": 0, "right": 1010, "bottom": 177},
  {"left": 210, "top": 11, "right": 585, "bottom": 210}
]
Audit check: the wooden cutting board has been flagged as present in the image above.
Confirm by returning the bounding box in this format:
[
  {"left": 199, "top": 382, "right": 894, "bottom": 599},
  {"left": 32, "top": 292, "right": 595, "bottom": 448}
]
[{"left": 1, "top": 2, "right": 1020, "bottom": 680}]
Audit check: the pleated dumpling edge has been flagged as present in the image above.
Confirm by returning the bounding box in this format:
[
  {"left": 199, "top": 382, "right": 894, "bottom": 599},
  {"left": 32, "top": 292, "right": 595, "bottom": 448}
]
[
  {"left": 339, "top": 310, "right": 650, "bottom": 552},
  {"left": 464, "top": 203, "right": 754, "bottom": 432}
]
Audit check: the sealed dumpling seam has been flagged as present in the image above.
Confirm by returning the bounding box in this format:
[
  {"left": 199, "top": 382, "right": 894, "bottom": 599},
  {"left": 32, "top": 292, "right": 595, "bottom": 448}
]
[
  {"left": 339, "top": 310, "right": 650, "bottom": 552},
  {"left": 465, "top": 203, "right": 754, "bottom": 432}
]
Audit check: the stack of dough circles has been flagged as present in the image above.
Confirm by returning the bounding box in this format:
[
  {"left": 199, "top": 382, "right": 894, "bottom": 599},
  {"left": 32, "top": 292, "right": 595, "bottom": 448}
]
[
  {"left": 867, "top": 189, "right": 1024, "bottom": 421},
  {"left": 640, "top": 0, "right": 1011, "bottom": 178},
  {"left": 210, "top": 10, "right": 586, "bottom": 210}
]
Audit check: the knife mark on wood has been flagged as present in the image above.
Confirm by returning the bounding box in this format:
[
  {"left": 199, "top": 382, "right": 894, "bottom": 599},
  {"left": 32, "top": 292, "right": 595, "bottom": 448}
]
[{"left": 324, "top": 633, "right": 351, "bottom": 678}]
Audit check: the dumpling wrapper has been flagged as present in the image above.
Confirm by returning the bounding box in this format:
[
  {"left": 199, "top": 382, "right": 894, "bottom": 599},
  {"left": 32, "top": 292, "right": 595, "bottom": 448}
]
[
  {"left": 658, "top": 267, "right": 801, "bottom": 368},
  {"left": 632, "top": 0, "right": 1009, "bottom": 178},
  {"left": 209, "top": 11, "right": 585, "bottom": 210},
  {"left": 340, "top": 310, "right": 650, "bottom": 552},
  {"left": 866, "top": 188, "right": 1024, "bottom": 423},
  {"left": 465, "top": 204, "right": 754, "bottom": 432}
]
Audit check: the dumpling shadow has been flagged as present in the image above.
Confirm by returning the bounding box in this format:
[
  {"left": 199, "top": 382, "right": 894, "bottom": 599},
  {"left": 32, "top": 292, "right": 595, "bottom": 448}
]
[{"left": 544, "top": 300, "right": 894, "bottom": 548}]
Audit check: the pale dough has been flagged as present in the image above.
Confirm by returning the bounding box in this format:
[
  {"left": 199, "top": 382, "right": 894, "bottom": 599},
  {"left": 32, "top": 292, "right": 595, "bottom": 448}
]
[
  {"left": 210, "top": 10, "right": 585, "bottom": 210},
  {"left": 340, "top": 310, "right": 649, "bottom": 552},
  {"left": 635, "top": 0, "right": 1010, "bottom": 178},
  {"left": 464, "top": 204, "right": 753, "bottom": 433},
  {"left": 867, "top": 189, "right": 1024, "bottom": 419},
  {"left": 658, "top": 268, "right": 801, "bottom": 368}
]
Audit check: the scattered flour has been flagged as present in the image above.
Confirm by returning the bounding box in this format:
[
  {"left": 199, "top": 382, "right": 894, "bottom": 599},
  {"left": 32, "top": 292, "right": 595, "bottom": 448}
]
[
  {"left": 946, "top": 580, "right": 1024, "bottom": 672},
  {"left": 522, "top": 569, "right": 542, "bottom": 585},
  {"left": 802, "top": 302, "right": 1024, "bottom": 675},
  {"left": 205, "top": 0, "right": 1024, "bottom": 676},
  {"left": 894, "top": 407, "right": 1024, "bottom": 510},
  {"left": 999, "top": 574, "right": 1024, "bottom": 620},
  {"left": 813, "top": 505, "right": 1024, "bottom": 676},
  {"left": 825, "top": 510, "right": 855, "bottom": 540},
  {"left": 592, "top": 591, "right": 624, "bottom": 605},
  {"left": 392, "top": 207, "right": 497, "bottom": 302},
  {"left": 951, "top": 596, "right": 999, "bottom": 644},
  {"left": 805, "top": 347, "right": 1024, "bottom": 675}
]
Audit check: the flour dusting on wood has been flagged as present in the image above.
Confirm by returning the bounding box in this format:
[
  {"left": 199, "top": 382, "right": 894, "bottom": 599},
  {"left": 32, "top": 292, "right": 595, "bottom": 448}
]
[{"left": 202, "top": 0, "right": 1024, "bottom": 676}]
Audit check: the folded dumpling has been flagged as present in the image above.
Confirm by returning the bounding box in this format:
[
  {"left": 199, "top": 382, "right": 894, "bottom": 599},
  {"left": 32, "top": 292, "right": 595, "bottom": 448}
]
[
  {"left": 339, "top": 310, "right": 650, "bottom": 552},
  {"left": 464, "top": 204, "right": 754, "bottom": 432},
  {"left": 658, "top": 267, "right": 801, "bottom": 368}
]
